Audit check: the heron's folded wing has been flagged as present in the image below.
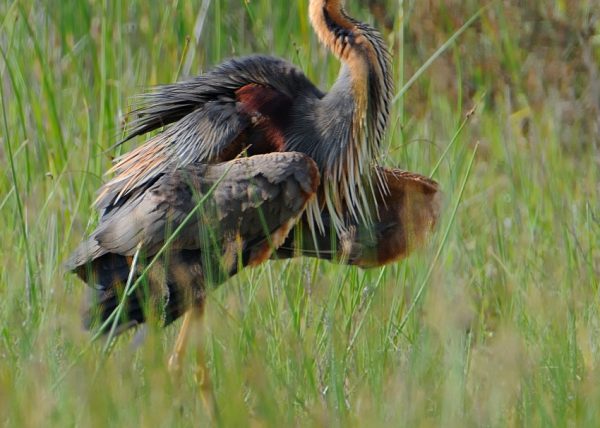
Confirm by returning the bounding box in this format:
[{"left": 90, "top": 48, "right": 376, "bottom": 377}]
[{"left": 67, "top": 152, "right": 320, "bottom": 276}]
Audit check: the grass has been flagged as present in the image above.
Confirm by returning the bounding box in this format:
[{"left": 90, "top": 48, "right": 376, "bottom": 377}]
[{"left": 1, "top": 0, "right": 599, "bottom": 426}]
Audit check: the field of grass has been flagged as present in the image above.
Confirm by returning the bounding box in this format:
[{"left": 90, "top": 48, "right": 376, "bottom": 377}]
[{"left": 1, "top": 0, "right": 599, "bottom": 426}]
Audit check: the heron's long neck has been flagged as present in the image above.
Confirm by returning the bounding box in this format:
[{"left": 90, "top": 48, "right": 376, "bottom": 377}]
[
  {"left": 309, "top": 0, "right": 393, "bottom": 228},
  {"left": 310, "top": 0, "right": 370, "bottom": 122}
]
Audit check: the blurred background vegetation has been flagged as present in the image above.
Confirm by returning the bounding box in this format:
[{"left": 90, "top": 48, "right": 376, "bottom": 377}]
[{"left": 1, "top": 0, "right": 599, "bottom": 426}]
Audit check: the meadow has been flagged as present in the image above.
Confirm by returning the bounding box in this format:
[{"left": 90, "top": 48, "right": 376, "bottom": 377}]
[{"left": 1, "top": 0, "right": 599, "bottom": 426}]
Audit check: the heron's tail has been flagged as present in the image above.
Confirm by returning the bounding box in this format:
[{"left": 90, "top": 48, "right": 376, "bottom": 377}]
[{"left": 67, "top": 246, "right": 200, "bottom": 336}]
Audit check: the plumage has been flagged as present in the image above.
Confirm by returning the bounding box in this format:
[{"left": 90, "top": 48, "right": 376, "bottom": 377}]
[
  {"left": 276, "top": 168, "right": 441, "bottom": 267},
  {"left": 68, "top": 153, "right": 320, "bottom": 331},
  {"left": 101, "top": 0, "right": 393, "bottom": 234},
  {"left": 67, "top": 2, "right": 440, "bottom": 399}
]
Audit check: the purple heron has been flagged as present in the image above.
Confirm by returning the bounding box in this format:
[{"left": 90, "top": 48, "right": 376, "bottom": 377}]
[{"left": 67, "top": 0, "right": 440, "bottom": 411}]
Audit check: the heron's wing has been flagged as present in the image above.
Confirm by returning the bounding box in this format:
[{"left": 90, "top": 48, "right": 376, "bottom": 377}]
[
  {"left": 275, "top": 167, "right": 441, "bottom": 267},
  {"left": 67, "top": 152, "right": 320, "bottom": 281},
  {"left": 97, "top": 55, "right": 323, "bottom": 211},
  {"left": 123, "top": 55, "right": 322, "bottom": 143}
]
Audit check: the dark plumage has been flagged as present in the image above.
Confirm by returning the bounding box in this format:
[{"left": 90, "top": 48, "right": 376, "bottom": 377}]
[
  {"left": 101, "top": 0, "right": 393, "bottom": 234},
  {"left": 67, "top": 153, "right": 320, "bottom": 331}
]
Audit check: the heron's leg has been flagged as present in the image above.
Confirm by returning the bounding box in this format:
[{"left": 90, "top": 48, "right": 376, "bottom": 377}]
[
  {"left": 189, "top": 301, "right": 216, "bottom": 419},
  {"left": 167, "top": 309, "right": 193, "bottom": 375},
  {"left": 167, "top": 302, "right": 216, "bottom": 418}
]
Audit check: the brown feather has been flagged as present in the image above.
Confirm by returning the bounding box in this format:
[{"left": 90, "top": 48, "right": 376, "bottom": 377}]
[{"left": 275, "top": 167, "right": 442, "bottom": 267}]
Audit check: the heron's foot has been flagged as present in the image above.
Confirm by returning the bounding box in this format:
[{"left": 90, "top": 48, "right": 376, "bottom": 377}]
[
  {"left": 196, "top": 360, "right": 216, "bottom": 419},
  {"left": 167, "top": 352, "right": 183, "bottom": 378},
  {"left": 195, "top": 364, "right": 209, "bottom": 386}
]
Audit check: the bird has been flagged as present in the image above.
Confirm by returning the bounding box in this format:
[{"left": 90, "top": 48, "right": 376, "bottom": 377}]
[
  {"left": 67, "top": 0, "right": 438, "bottom": 413},
  {"left": 68, "top": 163, "right": 440, "bottom": 335}
]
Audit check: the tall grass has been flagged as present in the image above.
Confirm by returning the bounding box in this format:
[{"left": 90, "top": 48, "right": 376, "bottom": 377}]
[{"left": 1, "top": 0, "right": 599, "bottom": 426}]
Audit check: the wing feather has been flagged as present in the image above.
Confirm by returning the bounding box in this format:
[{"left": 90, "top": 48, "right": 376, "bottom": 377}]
[
  {"left": 67, "top": 153, "right": 320, "bottom": 278},
  {"left": 97, "top": 55, "right": 323, "bottom": 211}
]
